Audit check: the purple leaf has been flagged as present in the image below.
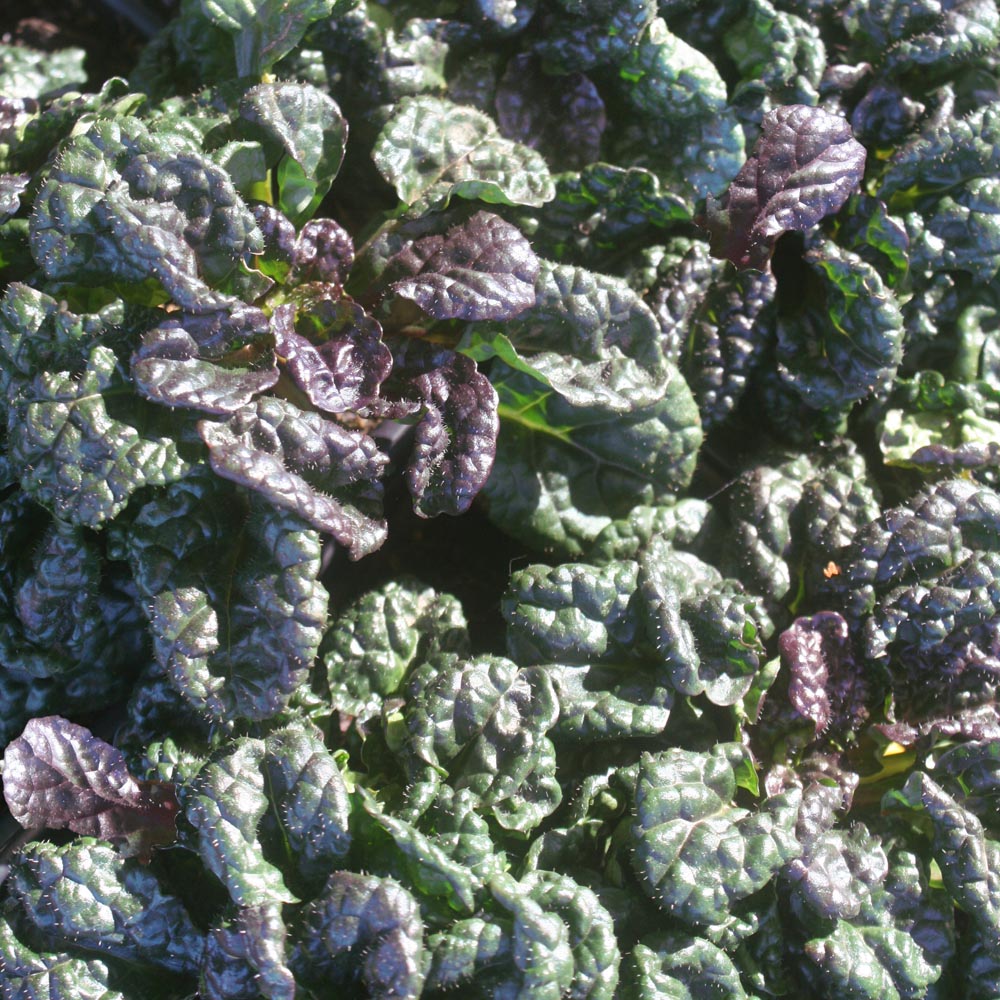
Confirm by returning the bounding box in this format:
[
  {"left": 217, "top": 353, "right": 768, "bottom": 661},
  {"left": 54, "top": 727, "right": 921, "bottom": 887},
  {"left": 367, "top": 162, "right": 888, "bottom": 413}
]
[
  {"left": 705, "top": 105, "right": 867, "bottom": 270},
  {"left": 387, "top": 211, "right": 539, "bottom": 321},
  {"left": 132, "top": 322, "right": 279, "bottom": 415},
  {"left": 495, "top": 54, "right": 606, "bottom": 171},
  {"left": 2, "top": 716, "right": 179, "bottom": 861},
  {"left": 779, "top": 611, "right": 871, "bottom": 735},
  {"left": 378, "top": 338, "right": 499, "bottom": 517},
  {"left": 290, "top": 218, "right": 355, "bottom": 288},
  {"left": 272, "top": 298, "right": 392, "bottom": 414}
]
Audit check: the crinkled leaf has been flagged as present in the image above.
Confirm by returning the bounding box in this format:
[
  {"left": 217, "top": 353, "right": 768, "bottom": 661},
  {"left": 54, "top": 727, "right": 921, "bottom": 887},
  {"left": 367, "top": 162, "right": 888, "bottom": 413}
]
[
  {"left": 640, "top": 538, "right": 769, "bottom": 706},
  {"left": 486, "top": 364, "right": 701, "bottom": 555},
  {"left": 651, "top": 240, "right": 775, "bottom": 429},
  {"left": 202, "top": 903, "right": 295, "bottom": 1000},
  {"left": 357, "top": 789, "right": 478, "bottom": 916},
  {"left": 289, "top": 217, "right": 355, "bottom": 288},
  {"left": 631, "top": 744, "right": 801, "bottom": 926},
  {"left": 183, "top": 737, "right": 296, "bottom": 907},
  {"left": 624, "top": 931, "right": 749, "bottom": 1000},
  {"left": 131, "top": 322, "right": 278, "bottom": 415},
  {"left": 503, "top": 560, "right": 641, "bottom": 666},
  {"left": 292, "top": 871, "right": 426, "bottom": 999},
  {"left": 262, "top": 726, "right": 352, "bottom": 888},
  {"left": 0, "top": 171, "right": 30, "bottom": 223},
  {"left": 880, "top": 372, "right": 1000, "bottom": 471},
  {"left": 0, "top": 492, "right": 144, "bottom": 687},
  {"left": 524, "top": 164, "right": 691, "bottom": 265},
  {"left": 7, "top": 839, "right": 203, "bottom": 975},
  {"left": 0, "top": 915, "right": 124, "bottom": 1000},
  {"left": 471, "top": 259, "right": 669, "bottom": 412},
  {"left": 373, "top": 96, "right": 555, "bottom": 208},
  {"left": 779, "top": 612, "right": 871, "bottom": 736},
  {"left": 198, "top": 396, "right": 387, "bottom": 558},
  {"left": 10, "top": 345, "right": 188, "bottom": 527},
  {"left": 385, "top": 211, "right": 539, "bottom": 321},
  {"left": 587, "top": 500, "right": 717, "bottom": 564},
  {"left": 272, "top": 298, "right": 391, "bottom": 414},
  {"left": 495, "top": 54, "right": 605, "bottom": 171},
  {"left": 705, "top": 104, "right": 866, "bottom": 270},
  {"left": 30, "top": 117, "right": 262, "bottom": 310},
  {"left": 320, "top": 578, "right": 469, "bottom": 721},
  {"left": 239, "top": 81, "right": 346, "bottom": 225},
  {"left": 380, "top": 338, "right": 499, "bottom": 517},
  {"left": 403, "top": 654, "right": 561, "bottom": 832},
  {"left": 112, "top": 471, "right": 327, "bottom": 722},
  {"left": 200, "top": 0, "right": 338, "bottom": 76},
  {"left": 532, "top": 0, "right": 658, "bottom": 72},
  {"left": 2, "top": 716, "right": 179, "bottom": 860},
  {"left": 845, "top": 0, "right": 1000, "bottom": 77},
  {"left": 0, "top": 43, "right": 87, "bottom": 100}
]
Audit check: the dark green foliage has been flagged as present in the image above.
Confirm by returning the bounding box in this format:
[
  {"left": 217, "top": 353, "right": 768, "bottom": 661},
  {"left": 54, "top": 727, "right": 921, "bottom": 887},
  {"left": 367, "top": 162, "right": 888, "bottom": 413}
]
[{"left": 3, "top": 2, "right": 1000, "bottom": 997}]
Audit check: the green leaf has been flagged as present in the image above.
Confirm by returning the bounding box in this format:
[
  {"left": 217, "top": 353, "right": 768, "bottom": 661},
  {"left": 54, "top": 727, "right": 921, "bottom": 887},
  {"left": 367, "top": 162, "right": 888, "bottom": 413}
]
[
  {"left": 0, "top": 914, "right": 124, "bottom": 1000},
  {"left": 263, "top": 725, "right": 352, "bottom": 888},
  {"left": 320, "top": 578, "right": 469, "bottom": 721},
  {"left": 183, "top": 737, "right": 297, "bottom": 907},
  {"left": 0, "top": 43, "right": 87, "bottom": 100},
  {"left": 624, "top": 931, "right": 750, "bottom": 1000},
  {"left": 10, "top": 345, "right": 188, "bottom": 528},
  {"left": 403, "top": 654, "right": 562, "bottom": 833},
  {"left": 7, "top": 840, "right": 203, "bottom": 975},
  {"left": 112, "top": 471, "right": 327, "bottom": 722},
  {"left": 199, "top": 0, "right": 338, "bottom": 76},
  {"left": 373, "top": 96, "right": 555, "bottom": 208},
  {"left": 486, "top": 364, "right": 701, "bottom": 556},
  {"left": 631, "top": 744, "right": 801, "bottom": 926},
  {"left": 292, "top": 872, "right": 426, "bottom": 998},
  {"left": 239, "top": 81, "right": 347, "bottom": 225}
]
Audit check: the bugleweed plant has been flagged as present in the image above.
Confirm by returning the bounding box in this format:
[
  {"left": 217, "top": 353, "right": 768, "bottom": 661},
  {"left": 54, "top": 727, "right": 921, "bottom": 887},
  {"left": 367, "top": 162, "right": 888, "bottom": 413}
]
[{"left": 2, "top": 0, "right": 1000, "bottom": 996}]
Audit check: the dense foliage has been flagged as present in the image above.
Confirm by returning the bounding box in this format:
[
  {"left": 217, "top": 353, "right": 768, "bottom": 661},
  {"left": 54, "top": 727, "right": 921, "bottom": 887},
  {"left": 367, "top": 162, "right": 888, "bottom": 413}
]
[{"left": 2, "top": 0, "right": 1000, "bottom": 996}]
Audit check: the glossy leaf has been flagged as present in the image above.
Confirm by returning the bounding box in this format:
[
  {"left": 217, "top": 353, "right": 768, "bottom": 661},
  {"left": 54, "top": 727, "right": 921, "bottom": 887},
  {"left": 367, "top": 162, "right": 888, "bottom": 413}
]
[
  {"left": 386, "top": 210, "right": 539, "bottom": 321},
  {"left": 198, "top": 396, "right": 388, "bottom": 558},
  {"left": 373, "top": 96, "right": 555, "bottom": 208},
  {"left": 705, "top": 105, "right": 866, "bottom": 270},
  {"left": 2, "top": 716, "right": 179, "bottom": 860}
]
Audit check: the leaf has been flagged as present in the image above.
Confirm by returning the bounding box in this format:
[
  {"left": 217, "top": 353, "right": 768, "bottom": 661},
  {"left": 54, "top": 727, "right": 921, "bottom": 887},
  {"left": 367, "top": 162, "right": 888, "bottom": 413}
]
[
  {"left": 532, "top": 0, "right": 658, "bottom": 72},
  {"left": 320, "top": 578, "right": 469, "bottom": 721},
  {"left": 262, "top": 726, "right": 352, "bottom": 889},
  {"left": 380, "top": 338, "right": 499, "bottom": 517},
  {"left": 200, "top": 0, "right": 338, "bottom": 76},
  {"left": 639, "top": 538, "right": 770, "bottom": 707},
  {"left": 7, "top": 839, "right": 204, "bottom": 975},
  {"left": 112, "top": 471, "right": 327, "bottom": 722},
  {"left": 494, "top": 54, "right": 606, "bottom": 171},
  {"left": 0, "top": 915, "right": 125, "bottom": 1000},
  {"left": 29, "top": 117, "right": 262, "bottom": 310},
  {"left": 485, "top": 364, "right": 702, "bottom": 556},
  {"left": 373, "top": 96, "right": 555, "bottom": 208},
  {"left": 202, "top": 904, "right": 295, "bottom": 1000},
  {"left": 385, "top": 211, "right": 539, "bottom": 321},
  {"left": 131, "top": 321, "right": 279, "bottom": 415},
  {"left": 198, "top": 396, "right": 388, "bottom": 559},
  {"left": 472, "top": 259, "right": 670, "bottom": 412},
  {"left": 503, "top": 560, "right": 641, "bottom": 666},
  {"left": 402, "top": 654, "right": 562, "bottom": 833},
  {"left": 2, "top": 716, "right": 179, "bottom": 860},
  {"left": 272, "top": 297, "right": 392, "bottom": 414},
  {"left": 239, "top": 81, "right": 347, "bottom": 225},
  {"left": 183, "top": 737, "right": 296, "bottom": 907},
  {"left": 624, "top": 931, "right": 750, "bottom": 1000},
  {"left": 0, "top": 43, "right": 87, "bottom": 101},
  {"left": 292, "top": 872, "right": 426, "bottom": 999},
  {"left": 10, "top": 345, "right": 189, "bottom": 528},
  {"left": 779, "top": 612, "right": 871, "bottom": 736},
  {"left": 631, "top": 744, "right": 801, "bottom": 926},
  {"left": 704, "top": 104, "right": 867, "bottom": 270}
]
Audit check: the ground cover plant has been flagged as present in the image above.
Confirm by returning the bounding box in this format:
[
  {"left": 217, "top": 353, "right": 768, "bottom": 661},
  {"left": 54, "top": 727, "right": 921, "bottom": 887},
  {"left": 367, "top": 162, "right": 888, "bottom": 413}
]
[{"left": 2, "top": 0, "right": 1000, "bottom": 996}]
